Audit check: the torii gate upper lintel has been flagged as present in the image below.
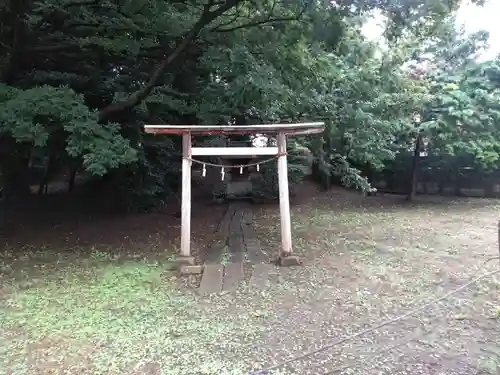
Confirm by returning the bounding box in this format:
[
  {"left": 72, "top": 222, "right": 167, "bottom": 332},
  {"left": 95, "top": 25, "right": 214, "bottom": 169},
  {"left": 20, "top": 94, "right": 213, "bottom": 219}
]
[{"left": 144, "top": 122, "right": 325, "bottom": 264}]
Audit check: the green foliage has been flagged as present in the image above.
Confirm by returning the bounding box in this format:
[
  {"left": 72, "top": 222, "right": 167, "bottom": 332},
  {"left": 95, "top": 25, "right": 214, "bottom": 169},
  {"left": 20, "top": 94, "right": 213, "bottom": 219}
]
[
  {"left": 419, "top": 39, "right": 500, "bottom": 172},
  {"left": 112, "top": 135, "right": 180, "bottom": 212},
  {"left": 1, "top": 0, "right": 497, "bottom": 207},
  {"left": 0, "top": 84, "right": 136, "bottom": 176},
  {"left": 300, "top": 25, "right": 427, "bottom": 190}
]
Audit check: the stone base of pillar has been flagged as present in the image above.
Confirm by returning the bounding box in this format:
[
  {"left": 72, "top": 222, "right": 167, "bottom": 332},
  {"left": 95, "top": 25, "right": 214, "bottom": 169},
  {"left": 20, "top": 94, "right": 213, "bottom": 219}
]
[
  {"left": 278, "top": 255, "right": 301, "bottom": 267},
  {"left": 180, "top": 265, "right": 203, "bottom": 275},
  {"left": 172, "top": 256, "right": 195, "bottom": 270}
]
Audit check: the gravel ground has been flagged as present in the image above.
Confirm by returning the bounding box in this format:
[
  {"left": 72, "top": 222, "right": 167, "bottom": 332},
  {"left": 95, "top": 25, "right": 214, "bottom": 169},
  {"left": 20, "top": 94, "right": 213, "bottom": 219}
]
[{"left": 1, "top": 186, "right": 500, "bottom": 374}]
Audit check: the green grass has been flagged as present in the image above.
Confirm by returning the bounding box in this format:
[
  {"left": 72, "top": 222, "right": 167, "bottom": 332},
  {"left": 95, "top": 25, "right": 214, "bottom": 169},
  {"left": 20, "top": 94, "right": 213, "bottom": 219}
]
[
  {"left": 1, "top": 259, "right": 257, "bottom": 375},
  {"left": 4, "top": 263, "right": 171, "bottom": 337}
]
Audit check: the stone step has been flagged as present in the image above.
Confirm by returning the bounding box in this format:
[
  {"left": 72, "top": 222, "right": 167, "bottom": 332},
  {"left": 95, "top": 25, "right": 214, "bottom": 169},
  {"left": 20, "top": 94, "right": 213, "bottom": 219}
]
[
  {"left": 199, "top": 264, "right": 223, "bottom": 295},
  {"left": 199, "top": 204, "right": 274, "bottom": 294},
  {"left": 222, "top": 262, "right": 244, "bottom": 291},
  {"left": 217, "top": 206, "right": 235, "bottom": 236},
  {"left": 249, "top": 263, "right": 274, "bottom": 289},
  {"left": 228, "top": 234, "right": 244, "bottom": 262},
  {"left": 198, "top": 262, "right": 274, "bottom": 294},
  {"left": 206, "top": 240, "right": 226, "bottom": 263}
]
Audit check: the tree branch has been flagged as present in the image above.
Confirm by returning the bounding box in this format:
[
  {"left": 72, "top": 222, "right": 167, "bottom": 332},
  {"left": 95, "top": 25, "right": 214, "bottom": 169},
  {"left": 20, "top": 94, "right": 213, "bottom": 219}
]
[
  {"left": 208, "top": 5, "right": 243, "bottom": 30},
  {"left": 210, "top": 0, "right": 310, "bottom": 33},
  {"left": 213, "top": 15, "right": 302, "bottom": 32},
  {"left": 30, "top": 43, "right": 162, "bottom": 54},
  {"left": 61, "top": 0, "right": 102, "bottom": 8},
  {"left": 97, "top": 0, "right": 242, "bottom": 122}
]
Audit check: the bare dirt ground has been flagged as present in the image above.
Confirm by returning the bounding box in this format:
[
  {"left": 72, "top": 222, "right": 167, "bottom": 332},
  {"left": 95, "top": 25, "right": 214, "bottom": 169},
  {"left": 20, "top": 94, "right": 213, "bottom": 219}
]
[{"left": 1, "top": 183, "right": 500, "bottom": 374}]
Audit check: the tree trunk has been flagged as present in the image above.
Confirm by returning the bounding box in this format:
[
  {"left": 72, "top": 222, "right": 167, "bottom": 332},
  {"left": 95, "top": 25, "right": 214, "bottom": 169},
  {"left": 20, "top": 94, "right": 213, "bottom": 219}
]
[
  {"left": 407, "top": 134, "right": 422, "bottom": 201},
  {"left": 38, "top": 155, "right": 54, "bottom": 196},
  {"left": 68, "top": 166, "right": 77, "bottom": 192}
]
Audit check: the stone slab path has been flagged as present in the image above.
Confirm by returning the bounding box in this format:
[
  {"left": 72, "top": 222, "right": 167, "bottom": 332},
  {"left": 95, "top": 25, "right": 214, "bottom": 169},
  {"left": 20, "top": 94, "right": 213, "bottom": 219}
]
[
  {"left": 198, "top": 264, "right": 223, "bottom": 294},
  {"left": 199, "top": 203, "right": 273, "bottom": 294}
]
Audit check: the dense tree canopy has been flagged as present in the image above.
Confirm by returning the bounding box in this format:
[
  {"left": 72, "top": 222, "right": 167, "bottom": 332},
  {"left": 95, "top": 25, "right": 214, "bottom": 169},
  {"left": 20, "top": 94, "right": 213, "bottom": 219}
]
[{"left": 0, "top": 0, "right": 498, "bottom": 209}]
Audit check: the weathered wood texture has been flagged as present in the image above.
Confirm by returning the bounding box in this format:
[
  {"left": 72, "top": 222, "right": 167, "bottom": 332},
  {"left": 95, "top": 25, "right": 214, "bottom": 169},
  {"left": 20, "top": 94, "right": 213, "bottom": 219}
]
[
  {"left": 180, "top": 132, "right": 191, "bottom": 256},
  {"left": 199, "top": 264, "right": 223, "bottom": 295},
  {"left": 198, "top": 204, "right": 273, "bottom": 294},
  {"left": 277, "top": 132, "right": 292, "bottom": 256},
  {"left": 228, "top": 208, "right": 244, "bottom": 262},
  {"left": 191, "top": 147, "right": 278, "bottom": 156},
  {"left": 206, "top": 204, "right": 270, "bottom": 265},
  {"left": 144, "top": 122, "right": 325, "bottom": 135},
  {"left": 222, "top": 262, "right": 244, "bottom": 291}
]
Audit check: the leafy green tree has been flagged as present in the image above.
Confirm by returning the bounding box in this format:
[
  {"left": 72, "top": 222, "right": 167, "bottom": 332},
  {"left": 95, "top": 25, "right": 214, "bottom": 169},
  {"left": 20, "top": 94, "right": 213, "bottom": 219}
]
[
  {"left": 406, "top": 27, "right": 498, "bottom": 200},
  {"left": 0, "top": 0, "right": 488, "bottom": 209}
]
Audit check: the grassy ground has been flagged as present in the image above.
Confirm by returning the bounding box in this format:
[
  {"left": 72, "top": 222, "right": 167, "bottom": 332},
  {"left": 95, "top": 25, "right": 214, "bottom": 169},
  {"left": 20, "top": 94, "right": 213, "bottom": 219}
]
[{"left": 1, "top": 184, "right": 500, "bottom": 374}]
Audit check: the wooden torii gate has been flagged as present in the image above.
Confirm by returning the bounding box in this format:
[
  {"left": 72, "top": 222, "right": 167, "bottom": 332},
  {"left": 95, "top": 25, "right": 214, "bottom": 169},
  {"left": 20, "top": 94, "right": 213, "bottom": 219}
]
[{"left": 144, "top": 122, "right": 325, "bottom": 264}]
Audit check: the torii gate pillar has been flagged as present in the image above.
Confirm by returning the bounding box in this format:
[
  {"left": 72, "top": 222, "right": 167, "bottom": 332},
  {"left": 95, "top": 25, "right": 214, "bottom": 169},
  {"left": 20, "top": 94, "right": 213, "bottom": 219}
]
[
  {"left": 277, "top": 132, "right": 293, "bottom": 258},
  {"left": 180, "top": 132, "right": 192, "bottom": 258}
]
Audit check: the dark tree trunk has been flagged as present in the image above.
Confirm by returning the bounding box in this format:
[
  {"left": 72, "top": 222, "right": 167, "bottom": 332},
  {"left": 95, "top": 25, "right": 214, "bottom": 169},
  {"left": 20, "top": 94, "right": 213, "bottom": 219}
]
[
  {"left": 454, "top": 169, "right": 462, "bottom": 196},
  {"left": 38, "top": 154, "right": 54, "bottom": 196},
  {"left": 407, "top": 134, "right": 422, "bottom": 201},
  {"left": 68, "top": 166, "right": 78, "bottom": 192}
]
